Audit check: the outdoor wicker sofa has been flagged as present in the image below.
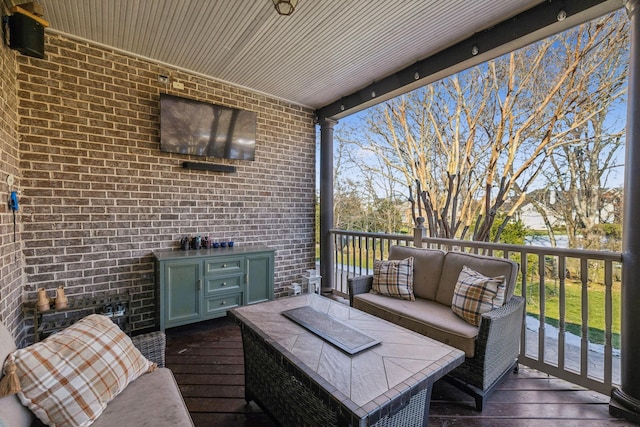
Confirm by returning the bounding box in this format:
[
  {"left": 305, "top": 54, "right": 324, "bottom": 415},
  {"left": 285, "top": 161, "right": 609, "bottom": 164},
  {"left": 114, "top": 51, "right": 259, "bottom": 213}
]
[
  {"left": 0, "top": 315, "right": 194, "bottom": 427},
  {"left": 348, "top": 245, "right": 525, "bottom": 411}
]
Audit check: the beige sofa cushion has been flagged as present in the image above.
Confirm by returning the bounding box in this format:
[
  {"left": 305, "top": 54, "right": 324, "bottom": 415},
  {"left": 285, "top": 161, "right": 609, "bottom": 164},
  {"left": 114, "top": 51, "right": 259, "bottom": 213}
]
[
  {"left": 389, "top": 246, "right": 444, "bottom": 301},
  {"left": 91, "top": 368, "right": 194, "bottom": 427},
  {"left": 0, "top": 321, "right": 33, "bottom": 427},
  {"left": 436, "top": 251, "right": 519, "bottom": 306},
  {"left": 354, "top": 292, "right": 478, "bottom": 357}
]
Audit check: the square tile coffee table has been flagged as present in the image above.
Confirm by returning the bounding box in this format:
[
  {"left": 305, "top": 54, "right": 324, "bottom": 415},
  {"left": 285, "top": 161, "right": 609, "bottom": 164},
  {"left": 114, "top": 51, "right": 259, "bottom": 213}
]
[{"left": 228, "top": 294, "right": 465, "bottom": 427}]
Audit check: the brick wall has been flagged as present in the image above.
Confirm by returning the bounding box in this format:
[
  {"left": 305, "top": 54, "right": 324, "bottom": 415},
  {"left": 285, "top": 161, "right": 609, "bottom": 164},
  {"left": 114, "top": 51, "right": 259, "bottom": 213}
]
[
  {"left": 0, "top": 3, "right": 27, "bottom": 342},
  {"left": 15, "top": 32, "right": 317, "bottom": 337}
]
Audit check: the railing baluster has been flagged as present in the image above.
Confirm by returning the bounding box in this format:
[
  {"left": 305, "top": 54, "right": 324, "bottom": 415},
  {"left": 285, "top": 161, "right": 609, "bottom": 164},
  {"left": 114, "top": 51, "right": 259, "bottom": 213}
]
[
  {"left": 343, "top": 236, "right": 351, "bottom": 276},
  {"left": 357, "top": 235, "right": 362, "bottom": 277},
  {"left": 340, "top": 234, "right": 349, "bottom": 292},
  {"left": 558, "top": 256, "right": 566, "bottom": 372},
  {"left": 365, "top": 236, "right": 370, "bottom": 274},
  {"left": 352, "top": 235, "right": 357, "bottom": 277},
  {"left": 580, "top": 257, "right": 589, "bottom": 378},
  {"left": 521, "top": 251, "right": 530, "bottom": 357},
  {"left": 605, "top": 260, "right": 613, "bottom": 386},
  {"left": 334, "top": 232, "right": 340, "bottom": 294},
  {"left": 372, "top": 237, "right": 377, "bottom": 270},
  {"left": 538, "top": 254, "right": 546, "bottom": 363}
]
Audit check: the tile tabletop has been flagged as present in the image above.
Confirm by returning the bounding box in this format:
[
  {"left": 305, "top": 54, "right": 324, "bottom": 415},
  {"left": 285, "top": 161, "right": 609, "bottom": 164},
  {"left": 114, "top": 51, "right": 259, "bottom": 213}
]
[{"left": 230, "top": 294, "right": 465, "bottom": 416}]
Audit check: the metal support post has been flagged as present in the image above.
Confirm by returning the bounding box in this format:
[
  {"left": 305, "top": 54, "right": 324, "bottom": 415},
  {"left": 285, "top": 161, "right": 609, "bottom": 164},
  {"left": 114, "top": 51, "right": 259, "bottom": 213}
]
[
  {"left": 610, "top": 1, "right": 640, "bottom": 423},
  {"left": 319, "top": 118, "right": 337, "bottom": 295}
]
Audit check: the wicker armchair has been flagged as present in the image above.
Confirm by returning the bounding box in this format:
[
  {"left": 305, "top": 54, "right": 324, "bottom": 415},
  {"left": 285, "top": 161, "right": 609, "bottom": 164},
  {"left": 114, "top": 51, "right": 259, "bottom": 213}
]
[
  {"left": 444, "top": 295, "right": 524, "bottom": 410},
  {"left": 131, "top": 331, "right": 167, "bottom": 367},
  {"left": 348, "top": 247, "right": 525, "bottom": 411}
]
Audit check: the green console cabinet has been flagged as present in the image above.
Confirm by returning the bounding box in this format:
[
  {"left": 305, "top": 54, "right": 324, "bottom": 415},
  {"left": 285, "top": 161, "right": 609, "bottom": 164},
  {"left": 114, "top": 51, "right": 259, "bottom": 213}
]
[
  {"left": 246, "top": 251, "right": 274, "bottom": 304},
  {"left": 154, "top": 245, "right": 274, "bottom": 330}
]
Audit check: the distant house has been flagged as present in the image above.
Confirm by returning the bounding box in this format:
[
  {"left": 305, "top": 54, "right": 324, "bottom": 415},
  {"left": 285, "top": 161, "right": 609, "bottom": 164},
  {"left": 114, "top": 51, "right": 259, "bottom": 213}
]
[
  {"left": 513, "top": 188, "right": 622, "bottom": 231},
  {"left": 506, "top": 189, "right": 563, "bottom": 231},
  {"left": 516, "top": 201, "right": 564, "bottom": 230}
]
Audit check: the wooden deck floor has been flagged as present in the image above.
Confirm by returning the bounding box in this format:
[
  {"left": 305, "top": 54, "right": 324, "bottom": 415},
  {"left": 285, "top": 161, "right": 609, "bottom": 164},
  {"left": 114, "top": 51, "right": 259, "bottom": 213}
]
[{"left": 165, "top": 316, "right": 633, "bottom": 427}]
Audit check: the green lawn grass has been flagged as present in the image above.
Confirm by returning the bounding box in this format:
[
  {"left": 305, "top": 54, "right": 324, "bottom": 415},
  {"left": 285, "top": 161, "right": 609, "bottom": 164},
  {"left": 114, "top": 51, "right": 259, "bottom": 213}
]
[{"left": 516, "top": 279, "right": 621, "bottom": 348}]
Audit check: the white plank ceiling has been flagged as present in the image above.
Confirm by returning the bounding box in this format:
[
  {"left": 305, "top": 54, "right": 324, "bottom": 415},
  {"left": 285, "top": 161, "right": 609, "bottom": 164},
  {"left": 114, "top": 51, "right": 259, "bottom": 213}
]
[{"left": 12, "top": 0, "right": 623, "bottom": 112}]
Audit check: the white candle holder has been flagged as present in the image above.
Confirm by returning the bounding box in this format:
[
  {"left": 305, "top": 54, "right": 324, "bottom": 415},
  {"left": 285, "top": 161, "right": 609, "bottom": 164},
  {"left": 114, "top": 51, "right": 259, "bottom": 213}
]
[{"left": 305, "top": 269, "right": 322, "bottom": 294}]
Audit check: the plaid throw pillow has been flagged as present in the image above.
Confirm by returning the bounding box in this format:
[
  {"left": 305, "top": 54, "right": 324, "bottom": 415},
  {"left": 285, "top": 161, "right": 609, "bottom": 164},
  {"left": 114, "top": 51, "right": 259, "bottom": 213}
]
[
  {"left": 2, "top": 314, "right": 155, "bottom": 427},
  {"left": 451, "top": 265, "right": 506, "bottom": 326},
  {"left": 371, "top": 257, "right": 415, "bottom": 301}
]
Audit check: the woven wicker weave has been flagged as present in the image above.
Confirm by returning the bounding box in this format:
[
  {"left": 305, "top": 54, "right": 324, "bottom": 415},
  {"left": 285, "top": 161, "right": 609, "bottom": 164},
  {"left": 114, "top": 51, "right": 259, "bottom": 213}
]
[
  {"left": 242, "top": 325, "right": 339, "bottom": 426},
  {"left": 239, "top": 322, "right": 431, "bottom": 427},
  {"left": 371, "top": 388, "right": 429, "bottom": 427},
  {"left": 348, "top": 271, "right": 525, "bottom": 411},
  {"left": 131, "top": 331, "right": 166, "bottom": 368},
  {"left": 446, "top": 295, "right": 524, "bottom": 409}
]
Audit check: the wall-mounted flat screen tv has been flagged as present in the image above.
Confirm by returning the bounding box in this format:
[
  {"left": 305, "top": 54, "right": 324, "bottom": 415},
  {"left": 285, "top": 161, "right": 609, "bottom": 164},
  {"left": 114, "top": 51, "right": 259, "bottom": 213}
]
[{"left": 160, "top": 93, "right": 256, "bottom": 161}]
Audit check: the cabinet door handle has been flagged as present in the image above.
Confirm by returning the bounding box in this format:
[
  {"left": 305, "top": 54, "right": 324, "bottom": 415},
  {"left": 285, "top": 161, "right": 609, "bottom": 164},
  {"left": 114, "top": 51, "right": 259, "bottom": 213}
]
[
  {"left": 222, "top": 264, "right": 227, "bottom": 268},
  {"left": 221, "top": 300, "right": 226, "bottom": 306},
  {"left": 198, "top": 279, "right": 202, "bottom": 291},
  {"left": 221, "top": 282, "right": 227, "bottom": 287}
]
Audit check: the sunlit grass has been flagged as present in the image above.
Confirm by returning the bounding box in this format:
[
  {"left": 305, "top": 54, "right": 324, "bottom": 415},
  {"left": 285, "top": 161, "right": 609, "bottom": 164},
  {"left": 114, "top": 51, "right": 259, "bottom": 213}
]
[{"left": 516, "top": 279, "right": 621, "bottom": 348}]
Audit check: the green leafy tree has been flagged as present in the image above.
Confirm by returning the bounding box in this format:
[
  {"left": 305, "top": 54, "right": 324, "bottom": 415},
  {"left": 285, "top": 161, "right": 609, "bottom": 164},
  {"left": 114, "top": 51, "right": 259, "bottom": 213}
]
[{"left": 490, "top": 214, "right": 528, "bottom": 245}]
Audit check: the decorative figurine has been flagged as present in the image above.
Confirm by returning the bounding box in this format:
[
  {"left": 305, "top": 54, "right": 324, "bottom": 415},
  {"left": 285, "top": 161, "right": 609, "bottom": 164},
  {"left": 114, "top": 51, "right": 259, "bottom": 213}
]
[
  {"left": 54, "top": 286, "right": 68, "bottom": 309},
  {"left": 36, "top": 288, "right": 50, "bottom": 311}
]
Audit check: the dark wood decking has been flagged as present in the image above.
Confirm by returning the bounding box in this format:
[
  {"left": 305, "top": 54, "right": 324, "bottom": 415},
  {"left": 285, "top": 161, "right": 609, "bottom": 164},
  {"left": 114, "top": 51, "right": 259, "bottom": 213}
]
[{"left": 165, "top": 316, "right": 633, "bottom": 427}]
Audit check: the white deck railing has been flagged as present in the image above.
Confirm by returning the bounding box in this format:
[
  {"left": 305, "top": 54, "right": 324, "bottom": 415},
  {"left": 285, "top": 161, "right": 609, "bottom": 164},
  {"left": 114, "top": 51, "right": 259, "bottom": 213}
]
[{"left": 329, "top": 229, "right": 621, "bottom": 395}]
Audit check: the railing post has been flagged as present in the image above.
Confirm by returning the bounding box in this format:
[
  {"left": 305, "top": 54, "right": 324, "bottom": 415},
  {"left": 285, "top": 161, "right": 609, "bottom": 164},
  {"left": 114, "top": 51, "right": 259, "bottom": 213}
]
[
  {"left": 610, "top": 0, "right": 640, "bottom": 423},
  {"left": 413, "top": 217, "right": 425, "bottom": 248},
  {"left": 319, "top": 118, "right": 337, "bottom": 296}
]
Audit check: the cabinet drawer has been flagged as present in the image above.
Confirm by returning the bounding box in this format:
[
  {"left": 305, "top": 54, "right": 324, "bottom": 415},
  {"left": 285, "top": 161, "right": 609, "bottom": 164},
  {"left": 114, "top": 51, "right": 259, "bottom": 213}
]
[
  {"left": 205, "top": 275, "right": 243, "bottom": 295},
  {"left": 204, "top": 257, "right": 244, "bottom": 275},
  {"left": 205, "top": 293, "right": 242, "bottom": 315}
]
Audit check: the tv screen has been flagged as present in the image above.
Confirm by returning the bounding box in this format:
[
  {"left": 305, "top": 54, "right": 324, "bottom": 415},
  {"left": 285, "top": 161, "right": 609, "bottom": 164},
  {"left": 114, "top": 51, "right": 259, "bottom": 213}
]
[{"left": 160, "top": 93, "right": 256, "bottom": 160}]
